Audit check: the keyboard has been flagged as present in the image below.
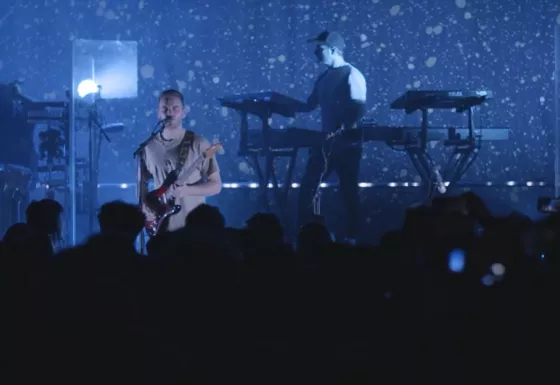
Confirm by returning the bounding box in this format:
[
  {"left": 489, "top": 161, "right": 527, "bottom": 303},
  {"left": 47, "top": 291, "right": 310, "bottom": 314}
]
[
  {"left": 391, "top": 90, "right": 493, "bottom": 113},
  {"left": 219, "top": 91, "right": 307, "bottom": 118},
  {"left": 243, "top": 124, "right": 509, "bottom": 150}
]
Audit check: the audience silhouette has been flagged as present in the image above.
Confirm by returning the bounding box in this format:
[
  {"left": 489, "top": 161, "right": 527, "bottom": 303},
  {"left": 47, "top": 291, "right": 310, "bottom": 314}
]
[{"left": 0, "top": 194, "right": 558, "bottom": 384}]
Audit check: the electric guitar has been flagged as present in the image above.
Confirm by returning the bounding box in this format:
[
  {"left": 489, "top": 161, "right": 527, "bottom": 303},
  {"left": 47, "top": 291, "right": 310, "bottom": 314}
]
[{"left": 144, "top": 142, "right": 223, "bottom": 236}]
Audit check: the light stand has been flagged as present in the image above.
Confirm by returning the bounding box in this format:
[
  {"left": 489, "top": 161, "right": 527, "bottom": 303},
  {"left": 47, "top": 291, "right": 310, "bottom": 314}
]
[
  {"left": 38, "top": 127, "right": 65, "bottom": 199},
  {"left": 541, "top": 25, "right": 560, "bottom": 212},
  {"left": 70, "top": 39, "right": 139, "bottom": 245},
  {"left": 85, "top": 87, "right": 111, "bottom": 235}
]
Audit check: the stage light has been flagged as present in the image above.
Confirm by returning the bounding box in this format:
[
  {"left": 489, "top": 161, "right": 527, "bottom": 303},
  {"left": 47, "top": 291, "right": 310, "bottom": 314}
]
[
  {"left": 448, "top": 248, "right": 466, "bottom": 272},
  {"left": 481, "top": 274, "right": 495, "bottom": 286},
  {"left": 490, "top": 263, "right": 506, "bottom": 277},
  {"left": 77, "top": 79, "right": 99, "bottom": 98},
  {"left": 95, "top": 180, "right": 551, "bottom": 189},
  {"left": 77, "top": 79, "right": 98, "bottom": 97}
]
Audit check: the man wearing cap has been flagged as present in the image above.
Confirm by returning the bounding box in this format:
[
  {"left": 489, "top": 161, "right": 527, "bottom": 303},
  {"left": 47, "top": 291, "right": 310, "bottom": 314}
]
[{"left": 294, "top": 30, "right": 367, "bottom": 243}]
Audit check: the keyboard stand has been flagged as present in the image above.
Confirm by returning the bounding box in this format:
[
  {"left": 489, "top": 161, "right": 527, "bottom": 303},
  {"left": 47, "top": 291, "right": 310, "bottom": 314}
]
[
  {"left": 236, "top": 110, "right": 298, "bottom": 229},
  {"left": 440, "top": 107, "right": 479, "bottom": 192},
  {"left": 246, "top": 148, "right": 298, "bottom": 213},
  {"left": 401, "top": 107, "right": 478, "bottom": 201},
  {"left": 404, "top": 145, "right": 435, "bottom": 196},
  {"left": 441, "top": 141, "right": 479, "bottom": 191},
  {"left": 390, "top": 89, "right": 493, "bottom": 202},
  {"left": 398, "top": 108, "right": 437, "bottom": 201}
]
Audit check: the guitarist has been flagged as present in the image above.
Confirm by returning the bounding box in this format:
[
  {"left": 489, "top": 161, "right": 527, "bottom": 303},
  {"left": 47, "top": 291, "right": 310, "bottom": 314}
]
[{"left": 140, "top": 89, "right": 222, "bottom": 232}]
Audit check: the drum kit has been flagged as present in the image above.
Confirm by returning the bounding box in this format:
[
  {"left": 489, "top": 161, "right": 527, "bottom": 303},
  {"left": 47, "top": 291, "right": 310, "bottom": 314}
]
[{"left": 0, "top": 81, "right": 124, "bottom": 239}]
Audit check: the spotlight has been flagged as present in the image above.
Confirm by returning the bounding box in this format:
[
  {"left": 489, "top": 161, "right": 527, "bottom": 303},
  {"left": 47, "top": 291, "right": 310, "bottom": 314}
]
[{"left": 77, "top": 79, "right": 99, "bottom": 98}]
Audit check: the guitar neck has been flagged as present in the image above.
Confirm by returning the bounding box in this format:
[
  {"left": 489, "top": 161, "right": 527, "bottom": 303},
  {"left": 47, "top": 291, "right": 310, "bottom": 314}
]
[
  {"left": 175, "top": 154, "right": 206, "bottom": 185},
  {"left": 153, "top": 151, "right": 215, "bottom": 197}
]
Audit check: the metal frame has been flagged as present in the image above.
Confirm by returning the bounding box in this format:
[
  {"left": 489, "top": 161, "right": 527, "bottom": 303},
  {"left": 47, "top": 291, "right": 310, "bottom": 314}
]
[
  {"left": 69, "top": 39, "right": 138, "bottom": 246},
  {"left": 68, "top": 43, "right": 78, "bottom": 245},
  {"left": 555, "top": 25, "right": 560, "bottom": 197}
]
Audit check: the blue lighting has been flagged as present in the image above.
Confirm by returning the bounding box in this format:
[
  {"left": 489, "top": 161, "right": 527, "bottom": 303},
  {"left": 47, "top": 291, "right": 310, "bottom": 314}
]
[
  {"left": 448, "top": 249, "right": 466, "bottom": 273},
  {"left": 93, "top": 181, "right": 550, "bottom": 189}
]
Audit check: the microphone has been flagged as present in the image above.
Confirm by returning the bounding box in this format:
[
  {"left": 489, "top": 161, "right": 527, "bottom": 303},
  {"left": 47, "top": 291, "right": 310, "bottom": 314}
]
[
  {"left": 151, "top": 116, "right": 172, "bottom": 134},
  {"left": 157, "top": 116, "right": 172, "bottom": 125}
]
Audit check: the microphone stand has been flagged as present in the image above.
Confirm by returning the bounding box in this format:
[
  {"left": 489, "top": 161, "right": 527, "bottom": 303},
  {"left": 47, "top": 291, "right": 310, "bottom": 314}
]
[{"left": 133, "top": 119, "right": 167, "bottom": 254}]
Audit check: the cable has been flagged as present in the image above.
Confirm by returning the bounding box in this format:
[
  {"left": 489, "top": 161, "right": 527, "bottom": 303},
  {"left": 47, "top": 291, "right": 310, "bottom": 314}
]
[
  {"left": 310, "top": 122, "right": 366, "bottom": 216},
  {"left": 151, "top": 118, "right": 167, "bottom": 135},
  {"left": 311, "top": 136, "right": 335, "bottom": 215}
]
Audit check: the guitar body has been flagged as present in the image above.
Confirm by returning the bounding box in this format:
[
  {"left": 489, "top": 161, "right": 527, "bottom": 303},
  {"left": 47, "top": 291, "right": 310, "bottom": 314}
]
[
  {"left": 142, "top": 141, "right": 223, "bottom": 237},
  {"left": 144, "top": 185, "right": 182, "bottom": 236}
]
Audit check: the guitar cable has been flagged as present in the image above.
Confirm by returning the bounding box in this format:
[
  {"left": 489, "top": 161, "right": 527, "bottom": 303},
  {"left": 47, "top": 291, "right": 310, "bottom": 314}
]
[
  {"left": 311, "top": 137, "right": 335, "bottom": 216},
  {"left": 311, "top": 123, "right": 365, "bottom": 216}
]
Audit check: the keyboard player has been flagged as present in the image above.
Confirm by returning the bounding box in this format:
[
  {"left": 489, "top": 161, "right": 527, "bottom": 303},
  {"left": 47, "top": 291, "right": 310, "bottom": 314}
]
[{"left": 293, "top": 31, "right": 367, "bottom": 243}]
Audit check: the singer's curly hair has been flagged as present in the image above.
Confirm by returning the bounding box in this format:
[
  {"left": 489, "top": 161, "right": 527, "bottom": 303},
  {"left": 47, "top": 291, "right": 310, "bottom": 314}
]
[{"left": 159, "top": 89, "right": 185, "bottom": 106}]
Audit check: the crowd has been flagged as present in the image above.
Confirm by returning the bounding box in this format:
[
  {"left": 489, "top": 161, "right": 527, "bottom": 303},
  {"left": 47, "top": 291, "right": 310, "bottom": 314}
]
[{"left": 0, "top": 192, "right": 559, "bottom": 384}]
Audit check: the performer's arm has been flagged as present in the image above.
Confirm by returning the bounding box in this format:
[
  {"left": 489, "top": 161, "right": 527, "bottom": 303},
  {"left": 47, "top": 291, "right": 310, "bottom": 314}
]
[
  {"left": 175, "top": 139, "right": 222, "bottom": 197},
  {"left": 343, "top": 68, "right": 367, "bottom": 128},
  {"left": 181, "top": 171, "right": 222, "bottom": 197},
  {"left": 294, "top": 79, "right": 320, "bottom": 113}
]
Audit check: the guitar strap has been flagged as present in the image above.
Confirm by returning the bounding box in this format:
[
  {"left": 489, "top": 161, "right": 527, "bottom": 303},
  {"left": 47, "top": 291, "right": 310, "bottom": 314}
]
[
  {"left": 175, "top": 130, "right": 195, "bottom": 173},
  {"left": 159, "top": 130, "right": 195, "bottom": 188},
  {"left": 153, "top": 130, "right": 195, "bottom": 234}
]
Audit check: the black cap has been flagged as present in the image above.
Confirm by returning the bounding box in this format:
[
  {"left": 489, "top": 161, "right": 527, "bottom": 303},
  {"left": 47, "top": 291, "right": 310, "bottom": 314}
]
[{"left": 307, "top": 30, "right": 345, "bottom": 51}]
